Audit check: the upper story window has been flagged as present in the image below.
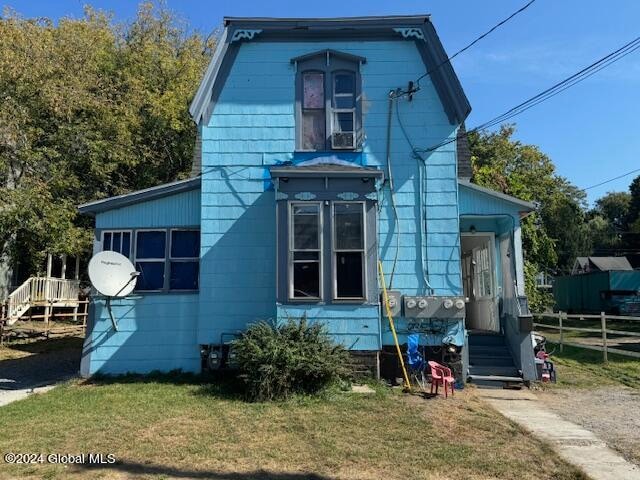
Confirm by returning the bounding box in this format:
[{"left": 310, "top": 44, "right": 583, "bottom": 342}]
[{"left": 292, "top": 50, "right": 365, "bottom": 152}]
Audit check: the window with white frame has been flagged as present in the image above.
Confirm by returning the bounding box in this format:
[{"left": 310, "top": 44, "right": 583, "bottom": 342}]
[
  {"left": 290, "top": 203, "right": 322, "bottom": 299},
  {"left": 124, "top": 228, "right": 200, "bottom": 292},
  {"left": 102, "top": 230, "right": 132, "bottom": 258},
  {"left": 286, "top": 201, "right": 369, "bottom": 303},
  {"left": 333, "top": 202, "right": 365, "bottom": 299}
]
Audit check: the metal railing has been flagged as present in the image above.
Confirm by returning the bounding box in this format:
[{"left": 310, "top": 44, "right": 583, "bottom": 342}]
[{"left": 533, "top": 311, "right": 640, "bottom": 362}]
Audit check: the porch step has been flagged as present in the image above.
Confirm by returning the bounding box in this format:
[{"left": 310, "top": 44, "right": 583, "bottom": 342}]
[
  {"left": 470, "top": 355, "right": 515, "bottom": 367},
  {"left": 467, "top": 333, "right": 522, "bottom": 387},
  {"left": 468, "top": 374, "right": 524, "bottom": 388},
  {"left": 468, "top": 334, "right": 507, "bottom": 347}
]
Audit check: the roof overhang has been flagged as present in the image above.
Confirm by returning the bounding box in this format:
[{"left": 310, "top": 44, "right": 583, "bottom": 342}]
[
  {"left": 189, "top": 15, "right": 471, "bottom": 126},
  {"left": 458, "top": 180, "right": 537, "bottom": 214},
  {"left": 270, "top": 163, "right": 384, "bottom": 180},
  {"left": 78, "top": 177, "right": 201, "bottom": 216}
]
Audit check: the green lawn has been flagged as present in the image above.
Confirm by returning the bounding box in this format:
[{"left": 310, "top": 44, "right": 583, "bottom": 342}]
[
  {"left": 545, "top": 342, "right": 640, "bottom": 389},
  {"left": 0, "top": 374, "right": 586, "bottom": 480}
]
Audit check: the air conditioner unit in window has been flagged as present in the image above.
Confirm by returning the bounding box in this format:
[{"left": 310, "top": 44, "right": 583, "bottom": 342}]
[{"left": 331, "top": 132, "right": 355, "bottom": 149}]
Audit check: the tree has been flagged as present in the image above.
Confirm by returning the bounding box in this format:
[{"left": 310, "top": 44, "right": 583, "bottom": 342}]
[
  {"left": 468, "top": 125, "right": 590, "bottom": 310},
  {"left": 0, "top": 3, "right": 212, "bottom": 278},
  {"left": 628, "top": 175, "right": 640, "bottom": 237},
  {"left": 587, "top": 191, "right": 631, "bottom": 254}
]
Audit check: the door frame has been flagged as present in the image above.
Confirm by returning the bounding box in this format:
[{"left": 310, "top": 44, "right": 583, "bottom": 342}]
[{"left": 460, "top": 231, "right": 499, "bottom": 332}]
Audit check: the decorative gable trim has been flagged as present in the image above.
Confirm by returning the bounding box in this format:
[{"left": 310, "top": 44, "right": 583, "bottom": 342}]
[
  {"left": 393, "top": 27, "right": 426, "bottom": 41},
  {"left": 230, "top": 29, "right": 262, "bottom": 43}
]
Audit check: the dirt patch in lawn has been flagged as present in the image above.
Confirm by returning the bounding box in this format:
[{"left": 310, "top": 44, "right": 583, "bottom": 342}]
[{"left": 0, "top": 376, "right": 586, "bottom": 480}]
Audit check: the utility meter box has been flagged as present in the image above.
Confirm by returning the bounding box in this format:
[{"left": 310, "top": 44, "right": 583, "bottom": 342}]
[
  {"left": 381, "top": 290, "right": 402, "bottom": 317},
  {"left": 403, "top": 296, "right": 466, "bottom": 319}
]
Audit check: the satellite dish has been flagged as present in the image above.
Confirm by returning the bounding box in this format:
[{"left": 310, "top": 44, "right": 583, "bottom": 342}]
[
  {"left": 89, "top": 251, "right": 138, "bottom": 297},
  {"left": 88, "top": 251, "right": 139, "bottom": 331}
]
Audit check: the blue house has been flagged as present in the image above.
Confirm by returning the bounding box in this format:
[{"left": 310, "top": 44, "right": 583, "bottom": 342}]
[{"left": 79, "top": 15, "right": 538, "bottom": 385}]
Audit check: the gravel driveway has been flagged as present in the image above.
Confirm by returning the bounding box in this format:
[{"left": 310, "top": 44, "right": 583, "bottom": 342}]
[{"left": 535, "top": 387, "right": 640, "bottom": 465}]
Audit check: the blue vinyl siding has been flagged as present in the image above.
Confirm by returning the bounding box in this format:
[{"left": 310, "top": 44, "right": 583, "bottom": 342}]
[
  {"left": 82, "top": 190, "right": 201, "bottom": 376},
  {"left": 96, "top": 189, "right": 200, "bottom": 229},
  {"left": 276, "top": 304, "right": 381, "bottom": 351},
  {"left": 200, "top": 39, "right": 462, "bottom": 349}
]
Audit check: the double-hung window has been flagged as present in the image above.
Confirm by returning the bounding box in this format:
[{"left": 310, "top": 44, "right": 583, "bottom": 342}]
[
  {"left": 332, "top": 202, "right": 365, "bottom": 300},
  {"left": 290, "top": 203, "right": 322, "bottom": 299},
  {"left": 285, "top": 201, "right": 370, "bottom": 303},
  {"left": 293, "top": 50, "right": 364, "bottom": 151},
  {"left": 102, "top": 231, "right": 131, "bottom": 258}
]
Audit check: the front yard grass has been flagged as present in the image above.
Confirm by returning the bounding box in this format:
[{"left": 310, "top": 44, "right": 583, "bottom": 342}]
[
  {"left": 0, "top": 374, "right": 586, "bottom": 480},
  {"left": 545, "top": 342, "right": 640, "bottom": 389}
]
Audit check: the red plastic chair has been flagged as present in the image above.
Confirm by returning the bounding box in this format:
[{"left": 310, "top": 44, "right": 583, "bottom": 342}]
[{"left": 428, "top": 361, "right": 455, "bottom": 398}]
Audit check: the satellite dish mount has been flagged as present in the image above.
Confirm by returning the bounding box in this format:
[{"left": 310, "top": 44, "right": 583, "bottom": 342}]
[{"left": 88, "top": 251, "right": 140, "bottom": 331}]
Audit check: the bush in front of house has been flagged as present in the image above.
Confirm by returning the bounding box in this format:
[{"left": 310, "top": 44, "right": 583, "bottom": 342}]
[{"left": 232, "top": 315, "right": 350, "bottom": 401}]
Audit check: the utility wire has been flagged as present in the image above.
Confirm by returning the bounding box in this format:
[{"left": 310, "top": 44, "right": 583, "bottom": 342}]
[
  {"left": 583, "top": 168, "right": 640, "bottom": 191},
  {"left": 413, "top": 35, "right": 640, "bottom": 153},
  {"left": 415, "top": 0, "right": 537, "bottom": 87}
]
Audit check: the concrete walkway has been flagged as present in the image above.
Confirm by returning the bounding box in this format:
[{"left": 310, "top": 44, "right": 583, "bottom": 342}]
[
  {"left": 478, "top": 388, "right": 640, "bottom": 480},
  {"left": 0, "top": 384, "right": 56, "bottom": 407}
]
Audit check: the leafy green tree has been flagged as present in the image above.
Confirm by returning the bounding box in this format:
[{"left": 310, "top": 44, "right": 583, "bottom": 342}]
[
  {"left": 587, "top": 191, "right": 631, "bottom": 254},
  {"left": 0, "top": 3, "right": 212, "bottom": 278},
  {"left": 468, "top": 125, "right": 589, "bottom": 310},
  {"left": 628, "top": 175, "right": 640, "bottom": 237}
]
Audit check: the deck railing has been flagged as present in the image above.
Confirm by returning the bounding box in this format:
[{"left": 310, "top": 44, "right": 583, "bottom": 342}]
[
  {"left": 6, "top": 277, "right": 80, "bottom": 325},
  {"left": 533, "top": 311, "right": 640, "bottom": 362}
]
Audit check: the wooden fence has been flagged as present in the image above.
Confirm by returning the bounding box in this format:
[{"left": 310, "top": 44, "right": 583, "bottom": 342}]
[{"left": 533, "top": 311, "right": 640, "bottom": 362}]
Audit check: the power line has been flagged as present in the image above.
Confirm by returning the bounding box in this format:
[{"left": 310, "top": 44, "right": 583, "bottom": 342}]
[
  {"left": 583, "top": 168, "right": 640, "bottom": 191},
  {"left": 415, "top": 0, "right": 537, "bottom": 87},
  {"left": 413, "top": 34, "right": 640, "bottom": 153}
]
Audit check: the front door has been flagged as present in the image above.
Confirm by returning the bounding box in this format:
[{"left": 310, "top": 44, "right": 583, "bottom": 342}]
[{"left": 461, "top": 234, "right": 499, "bottom": 332}]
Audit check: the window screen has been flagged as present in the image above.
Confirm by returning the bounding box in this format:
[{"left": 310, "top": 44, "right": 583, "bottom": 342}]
[{"left": 290, "top": 203, "right": 321, "bottom": 299}]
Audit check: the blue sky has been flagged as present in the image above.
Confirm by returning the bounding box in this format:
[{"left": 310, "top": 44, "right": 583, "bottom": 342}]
[{"left": 4, "top": 0, "right": 639, "bottom": 204}]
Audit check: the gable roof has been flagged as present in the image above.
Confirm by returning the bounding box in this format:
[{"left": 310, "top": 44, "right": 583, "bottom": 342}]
[
  {"left": 189, "top": 15, "right": 471, "bottom": 126},
  {"left": 78, "top": 177, "right": 201, "bottom": 216},
  {"left": 573, "top": 256, "right": 633, "bottom": 274}
]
